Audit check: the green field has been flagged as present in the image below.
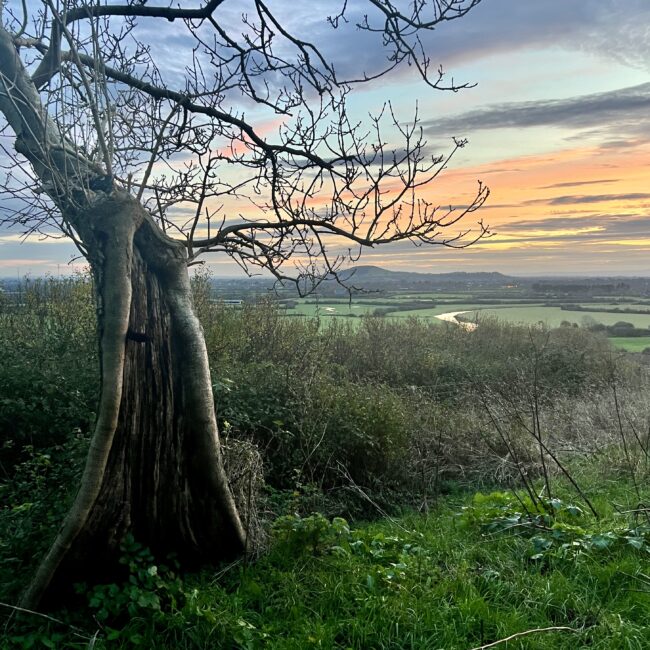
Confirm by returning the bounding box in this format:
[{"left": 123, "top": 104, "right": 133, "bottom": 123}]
[
  {"left": 389, "top": 303, "right": 503, "bottom": 320},
  {"left": 289, "top": 302, "right": 386, "bottom": 317},
  {"left": 287, "top": 301, "right": 507, "bottom": 324},
  {"left": 607, "top": 336, "right": 650, "bottom": 352},
  {"left": 284, "top": 296, "right": 650, "bottom": 350},
  {"left": 467, "top": 305, "right": 650, "bottom": 329}
]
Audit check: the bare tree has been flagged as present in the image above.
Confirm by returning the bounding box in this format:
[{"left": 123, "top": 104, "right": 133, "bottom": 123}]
[{"left": 0, "top": 0, "right": 488, "bottom": 606}]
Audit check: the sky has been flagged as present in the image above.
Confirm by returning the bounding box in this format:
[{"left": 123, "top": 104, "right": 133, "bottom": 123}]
[{"left": 1, "top": 0, "right": 649, "bottom": 278}]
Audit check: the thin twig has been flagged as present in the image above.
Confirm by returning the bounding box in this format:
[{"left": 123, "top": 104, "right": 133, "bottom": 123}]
[
  {"left": 617, "top": 506, "right": 650, "bottom": 515},
  {"left": 468, "top": 625, "right": 578, "bottom": 650},
  {"left": 0, "top": 601, "right": 95, "bottom": 641},
  {"left": 336, "top": 462, "right": 411, "bottom": 534},
  {"left": 137, "top": 104, "right": 178, "bottom": 201}
]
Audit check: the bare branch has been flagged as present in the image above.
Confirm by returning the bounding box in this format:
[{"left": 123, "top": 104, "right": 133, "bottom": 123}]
[
  {"left": 136, "top": 104, "right": 178, "bottom": 202},
  {"left": 0, "top": 0, "right": 489, "bottom": 286},
  {"left": 31, "top": 0, "right": 229, "bottom": 88}
]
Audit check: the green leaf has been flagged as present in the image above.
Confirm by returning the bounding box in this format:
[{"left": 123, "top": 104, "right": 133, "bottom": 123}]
[
  {"left": 626, "top": 536, "right": 645, "bottom": 550},
  {"left": 589, "top": 534, "right": 616, "bottom": 550},
  {"left": 330, "top": 545, "right": 350, "bottom": 557},
  {"left": 531, "top": 536, "right": 553, "bottom": 552}
]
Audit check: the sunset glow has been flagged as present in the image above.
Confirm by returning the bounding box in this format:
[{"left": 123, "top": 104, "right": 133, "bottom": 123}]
[{"left": 1, "top": 0, "right": 648, "bottom": 277}]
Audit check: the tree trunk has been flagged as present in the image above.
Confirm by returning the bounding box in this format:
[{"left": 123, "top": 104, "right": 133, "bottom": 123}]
[
  {"left": 22, "top": 195, "right": 246, "bottom": 607},
  {"left": 0, "top": 23, "right": 245, "bottom": 608}
]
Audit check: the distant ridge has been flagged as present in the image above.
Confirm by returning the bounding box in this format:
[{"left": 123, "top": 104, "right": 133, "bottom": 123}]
[{"left": 332, "top": 265, "right": 515, "bottom": 290}]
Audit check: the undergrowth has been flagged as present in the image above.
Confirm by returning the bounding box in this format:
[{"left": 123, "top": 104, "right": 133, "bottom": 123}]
[{"left": 2, "top": 277, "right": 650, "bottom": 647}]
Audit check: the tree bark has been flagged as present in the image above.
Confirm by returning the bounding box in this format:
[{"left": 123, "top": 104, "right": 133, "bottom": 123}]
[{"left": 22, "top": 195, "right": 246, "bottom": 606}]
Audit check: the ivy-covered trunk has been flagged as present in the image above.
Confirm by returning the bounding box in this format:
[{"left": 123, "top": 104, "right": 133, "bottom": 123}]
[{"left": 22, "top": 195, "right": 246, "bottom": 606}]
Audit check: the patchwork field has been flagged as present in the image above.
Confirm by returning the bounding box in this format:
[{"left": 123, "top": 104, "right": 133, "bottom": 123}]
[
  {"left": 283, "top": 294, "right": 650, "bottom": 351},
  {"left": 466, "top": 305, "right": 650, "bottom": 329}
]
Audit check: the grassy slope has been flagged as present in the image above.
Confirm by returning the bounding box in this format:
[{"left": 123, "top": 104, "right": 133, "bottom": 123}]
[
  {"left": 9, "top": 483, "right": 648, "bottom": 649},
  {"left": 187, "top": 500, "right": 648, "bottom": 650},
  {"left": 3, "top": 283, "right": 649, "bottom": 648}
]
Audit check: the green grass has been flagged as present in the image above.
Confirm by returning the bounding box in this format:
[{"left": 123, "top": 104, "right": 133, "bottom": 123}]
[
  {"left": 608, "top": 336, "right": 650, "bottom": 352},
  {"left": 7, "top": 483, "right": 650, "bottom": 649},
  {"left": 148, "top": 488, "right": 650, "bottom": 649}
]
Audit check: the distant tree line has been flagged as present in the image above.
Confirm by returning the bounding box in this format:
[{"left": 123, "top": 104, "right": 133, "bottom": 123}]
[
  {"left": 569, "top": 318, "right": 650, "bottom": 337},
  {"left": 533, "top": 283, "right": 631, "bottom": 294},
  {"left": 560, "top": 304, "right": 650, "bottom": 316}
]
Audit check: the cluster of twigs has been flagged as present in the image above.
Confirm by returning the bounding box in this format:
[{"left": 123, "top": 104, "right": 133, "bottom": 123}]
[{"left": 0, "top": 0, "right": 488, "bottom": 288}]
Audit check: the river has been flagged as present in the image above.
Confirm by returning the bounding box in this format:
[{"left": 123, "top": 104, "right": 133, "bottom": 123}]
[{"left": 434, "top": 310, "right": 478, "bottom": 331}]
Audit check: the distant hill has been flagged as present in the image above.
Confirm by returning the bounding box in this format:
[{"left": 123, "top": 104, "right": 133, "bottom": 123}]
[
  {"left": 200, "top": 265, "right": 518, "bottom": 298},
  {"left": 328, "top": 265, "right": 516, "bottom": 292}
]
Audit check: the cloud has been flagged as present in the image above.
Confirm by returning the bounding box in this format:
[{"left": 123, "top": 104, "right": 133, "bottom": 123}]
[
  {"left": 539, "top": 179, "right": 618, "bottom": 189},
  {"left": 505, "top": 212, "right": 645, "bottom": 231},
  {"left": 429, "top": 0, "right": 650, "bottom": 70},
  {"left": 546, "top": 193, "right": 650, "bottom": 206},
  {"left": 529, "top": 193, "right": 650, "bottom": 207},
  {"left": 422, "top": 83, "right": 650, "bottom": 135},
  {"left": 303, "top": 0, "right": 650, "bottom": 83},
  {"left": 335, "top": 209, "right": 650, "bottom": 272},
  {"left": 0, "top": 258, "right": 55, "bottom": 268},
  {"left": 496, "top": 212, "right": 650, "bottom": 245}
]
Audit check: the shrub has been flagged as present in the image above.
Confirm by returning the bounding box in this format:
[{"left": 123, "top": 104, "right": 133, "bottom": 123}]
[
  {"left": 0, "top": 276, "right": 97, "bottom": 466},
  {"left": 216, "top": 364, "right": 410, "bottom": 490},
  {"left": 0, "top": 436, "right": 88, "bottom": 600}
]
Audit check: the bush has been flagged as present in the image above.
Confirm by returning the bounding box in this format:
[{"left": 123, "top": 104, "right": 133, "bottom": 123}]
[
  {"left": 215, "top": 363, "right": 409, "bottom": 490},
  {"left": 0, "top": 276, "right": 97, "bottom": 467},
  {"left": 0, "top": 436, "right": 88, "bottom": 600}
]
